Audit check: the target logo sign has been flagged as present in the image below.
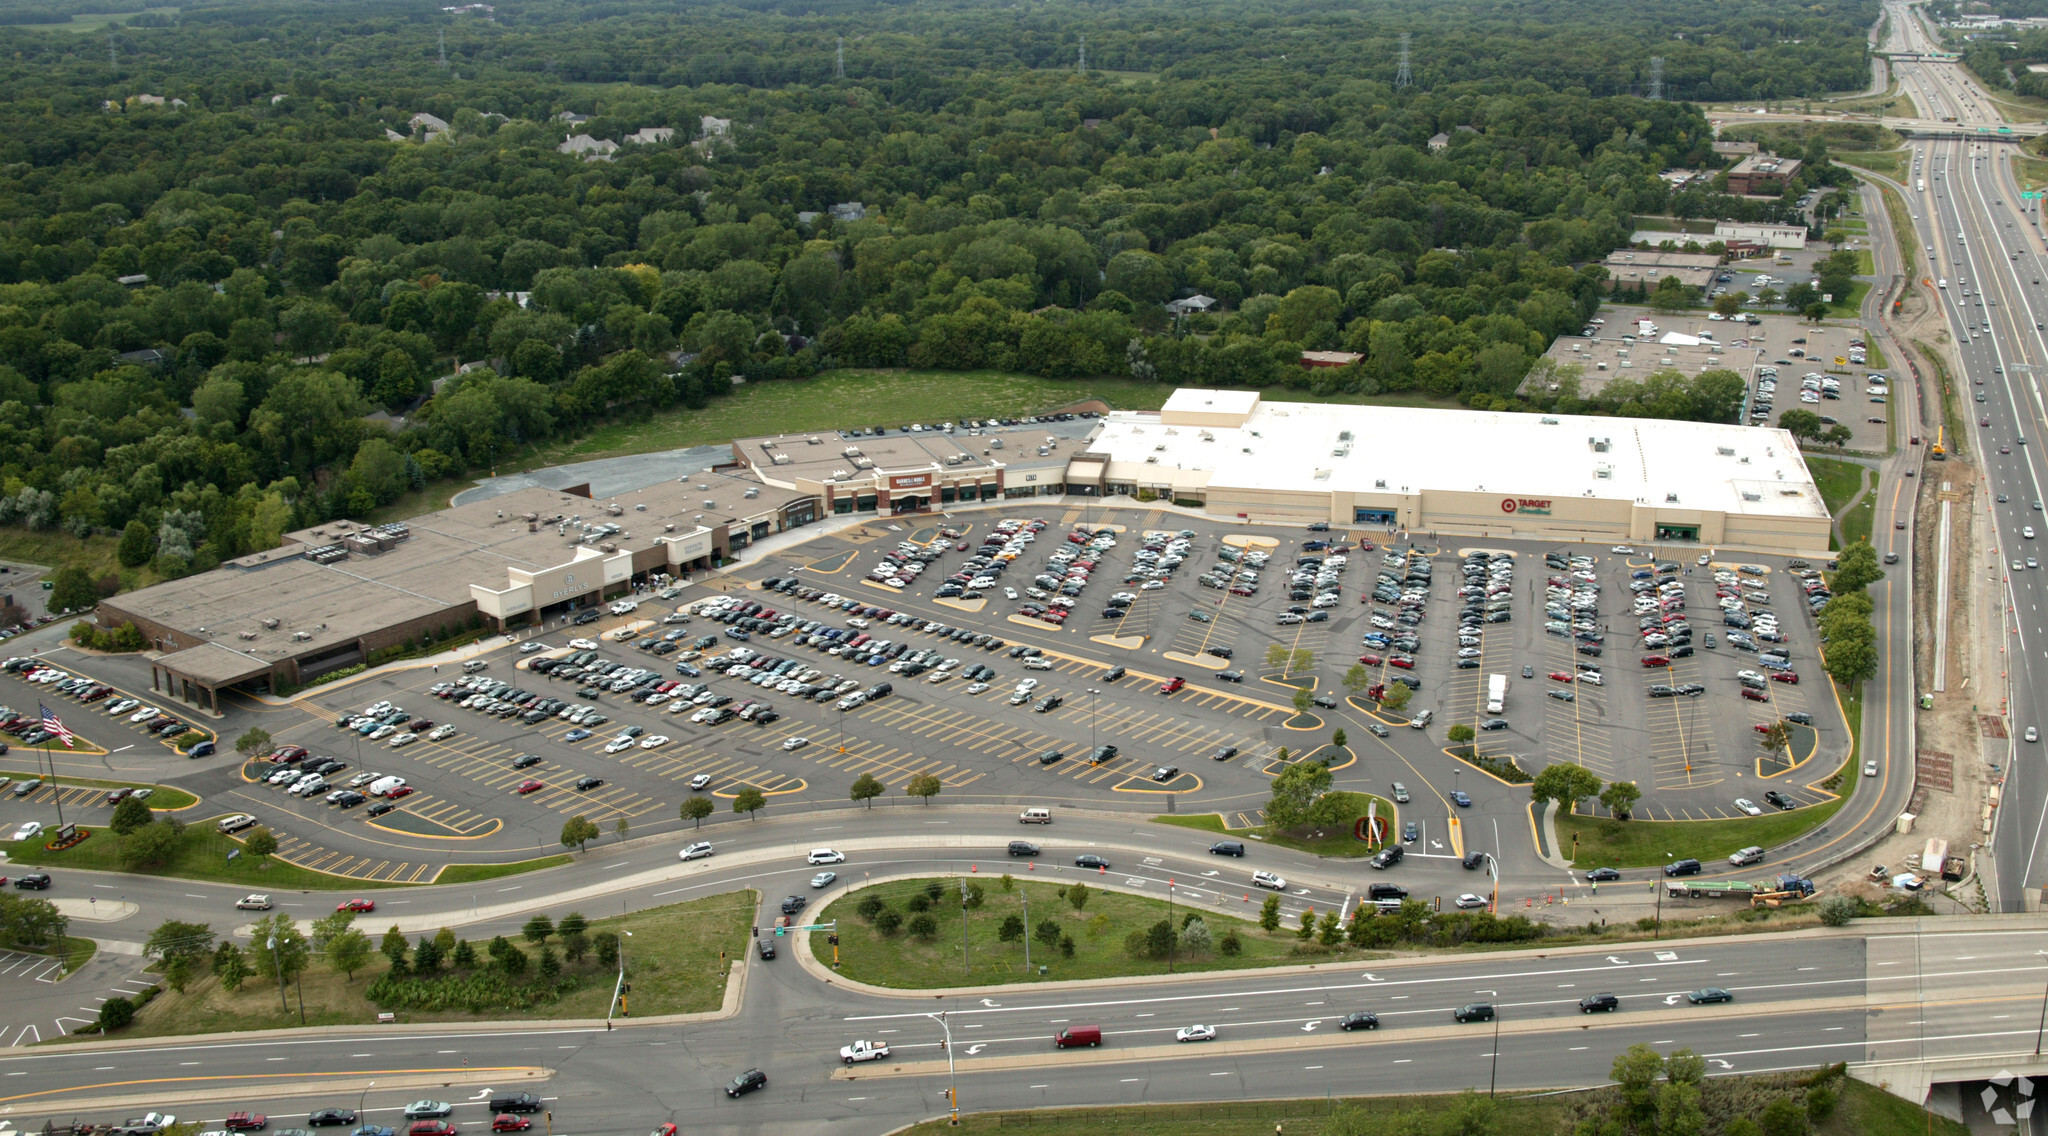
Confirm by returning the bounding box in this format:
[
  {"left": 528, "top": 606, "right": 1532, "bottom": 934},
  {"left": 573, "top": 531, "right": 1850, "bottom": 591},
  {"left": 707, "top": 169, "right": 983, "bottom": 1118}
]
[
  {"left": 1502, "top": 498, "right": 1553, "bottom": 516},
  {"left": 1501, "top": 499, "right": 1517, "bottom": 514}
]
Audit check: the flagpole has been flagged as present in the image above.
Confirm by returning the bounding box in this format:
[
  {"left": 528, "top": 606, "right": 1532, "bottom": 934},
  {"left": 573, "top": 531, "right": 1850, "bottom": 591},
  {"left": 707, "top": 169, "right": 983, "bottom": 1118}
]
[{"left": 38, "top": 704, "right": 62, "bottom": 831}]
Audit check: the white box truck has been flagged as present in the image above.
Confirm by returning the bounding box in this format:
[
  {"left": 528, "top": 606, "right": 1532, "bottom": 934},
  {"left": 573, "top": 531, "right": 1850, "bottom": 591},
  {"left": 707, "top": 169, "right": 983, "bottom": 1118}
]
[{"left": 1486, "top": 674, "right": 1508, "bottom": 715}]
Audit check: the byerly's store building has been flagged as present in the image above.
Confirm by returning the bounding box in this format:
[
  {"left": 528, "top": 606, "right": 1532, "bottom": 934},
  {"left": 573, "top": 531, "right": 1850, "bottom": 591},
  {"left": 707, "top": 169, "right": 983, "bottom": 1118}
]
[{"left": 1061, "top": 390, "right": 1832, "bottom": 555}]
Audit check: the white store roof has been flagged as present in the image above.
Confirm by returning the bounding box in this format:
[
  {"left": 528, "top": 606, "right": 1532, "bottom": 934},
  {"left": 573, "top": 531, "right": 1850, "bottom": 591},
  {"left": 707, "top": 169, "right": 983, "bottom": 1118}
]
[{"left": 1087, "top": 394, "right": 1826, "bottom": 520}]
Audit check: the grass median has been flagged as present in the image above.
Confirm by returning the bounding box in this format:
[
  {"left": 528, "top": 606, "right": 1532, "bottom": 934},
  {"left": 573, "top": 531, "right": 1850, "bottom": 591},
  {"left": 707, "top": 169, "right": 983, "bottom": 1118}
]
[
  {"left": 1152, "top": 791, "right": 1396, "bottom": 858},
  {"left": 94, "top": 891, "right": 753, "bottom": 1041},
  {"left": 0, "top": 822, "right": 414, "bottom": 891},
  {"left": 814, "top": 875, "right": 1307, "bottom": 987},
  {"left": 893, "top": 1069, "right": 1951, "bottom": 1136}
]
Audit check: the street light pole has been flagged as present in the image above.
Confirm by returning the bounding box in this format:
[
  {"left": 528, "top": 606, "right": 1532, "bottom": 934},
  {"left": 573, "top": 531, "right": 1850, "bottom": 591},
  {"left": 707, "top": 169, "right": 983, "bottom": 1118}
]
[
  {"left": 267, "top": 934, "right": 288, "bottom": 1014},
  {"left": 926, "top": 1011, "right": 959, "bottom": 1126},
  {"left": 1021, "top": 889, "right": 1031, "bottom": 972},
  {"left": 1167, "top": 879, "right": 1175, "bottom": 974},
  {"left": 357, "top": 1082, "right": 376, "bottom": 1119},
  {"left": 1088, "top": 688, "right": 1100, "bottom": 757}
]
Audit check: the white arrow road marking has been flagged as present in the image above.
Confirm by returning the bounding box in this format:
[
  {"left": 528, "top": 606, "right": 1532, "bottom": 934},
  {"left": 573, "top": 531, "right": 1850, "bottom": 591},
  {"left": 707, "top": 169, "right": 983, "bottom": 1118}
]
[
  {"left": 1302, "top": 1021, "right": 1321, "bottom": 1033},
  {"left": 1363, "top": 972, "right": 1383, "bottom": 981},
  {"left": 1710, "top": 1059, "right": 1735, "bottom": 1070},
  {"left": 470, "top": 1089, "right": 494, "bottom": 1100},
  {"left": 1606, "top": 956, "right": 1629, "bottom": 964},
  {"left": 979, "top": 998, "right": 1002, "bottom": 1007},
  {"left": 1202, "top": 870, "right": 1219, "bottom": 877},
  {"left": 965, "top": 1044, "right": 986, "bottom": 1055},
  {"left": 1664, "top": 994, "right": 1684, "bottom": 1005}
]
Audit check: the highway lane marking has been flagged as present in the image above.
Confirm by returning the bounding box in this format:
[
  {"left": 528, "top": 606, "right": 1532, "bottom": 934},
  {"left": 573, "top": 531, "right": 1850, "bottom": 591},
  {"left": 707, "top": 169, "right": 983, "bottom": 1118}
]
[{"left": 1120, "top": 1078, "right": 1141, "bottom": 1083}]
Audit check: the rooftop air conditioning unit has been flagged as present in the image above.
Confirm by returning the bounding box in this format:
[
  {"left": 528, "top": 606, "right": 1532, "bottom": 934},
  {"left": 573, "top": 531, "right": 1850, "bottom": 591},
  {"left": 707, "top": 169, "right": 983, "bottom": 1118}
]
[
  {"left": 704, "top": 500, "right": 717, "bottom": 508},
  {"left": 1717, "top": 446, "right": 1735, "bottom": 456},
  {"left": 1144, "top": 455, "right": 1159, "bottom": 464},
  {"left": 1375, "top": 479, "right": 1387, "bottom": 489},
  {"left": 291, "top": 631, "right": 311, "bottom": 641},
  {"left": 807, "top": 436, "right": 822, "bottom": 445},
  {"left": 664, "top": 523, "right": 675, "bottom": 532},
  {"left": 744, "top": 488, "right": 759, "bottom": 498},
  {"left": 634, "top": 503, "right": 647, "bottom": 511},
  {"left": 1742, "top": 491, "right": 1763, "bottom": 501},
  {"left": 238, "top": 631, "right": 258, "bottom": 640},
  {"left": 261, "top": 618, "right": 280, "bottom": 630},
  {"left": 1338, "top": 430, "right": 1353, "bottom": 441},
  {"left": 1665, "top": 493, "right": 1679, "bottom": 502},
  {"left": 1540, "top": 417, "right": 1559, "bottom": 425},
  {"left": 1154, "top": 444, "right": 1167, "bottom": 451}
]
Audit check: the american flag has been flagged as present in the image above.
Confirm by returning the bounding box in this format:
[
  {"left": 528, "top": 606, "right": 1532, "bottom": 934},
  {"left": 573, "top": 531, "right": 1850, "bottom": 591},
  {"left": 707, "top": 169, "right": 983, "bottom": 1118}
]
[{"left": 38, "top": 704, "right": 74, "bottom": 748}]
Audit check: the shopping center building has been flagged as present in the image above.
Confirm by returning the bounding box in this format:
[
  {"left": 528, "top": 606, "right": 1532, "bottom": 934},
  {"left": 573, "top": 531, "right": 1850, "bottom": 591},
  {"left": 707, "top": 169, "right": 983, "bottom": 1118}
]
[{"left": 1062, "top": 389, "right": 1831, "bottom": 553}]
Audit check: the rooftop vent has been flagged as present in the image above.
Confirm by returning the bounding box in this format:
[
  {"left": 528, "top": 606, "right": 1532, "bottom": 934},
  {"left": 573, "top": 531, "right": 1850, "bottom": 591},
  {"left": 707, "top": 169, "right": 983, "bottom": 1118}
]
[
  {"left": 1741, "top": 491, "right": 1763, "bottom": 501},
  {"left": 1375, "top": 479, "right": 1387, "bottom": 489},
  {"left": 1716, "top": 446, "right": 1736, "bottom": 456},
  {"left": 743, "top": 488, "right": 759, "bottom": 498},
  {"left": 1540, "top": 417, "right": 1559, "bottom": 425},
  {"left": 261, "top": 618, "right": 280, "bottom": 630},
  {"left": 1665, "top": 493, "right": 1679, "bottom": 503}
]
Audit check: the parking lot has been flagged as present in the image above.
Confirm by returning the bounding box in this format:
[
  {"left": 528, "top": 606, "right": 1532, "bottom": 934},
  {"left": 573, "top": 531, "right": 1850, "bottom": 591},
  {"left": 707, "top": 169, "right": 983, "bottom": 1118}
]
[{"left": 0, "top": 505, "right": 1853, "bottom": 883}]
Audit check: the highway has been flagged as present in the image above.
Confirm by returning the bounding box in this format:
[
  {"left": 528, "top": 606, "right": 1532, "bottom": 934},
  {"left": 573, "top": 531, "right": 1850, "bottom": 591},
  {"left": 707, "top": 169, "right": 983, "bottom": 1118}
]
[
  {"left": 4, "top": 921, "right": 2048, "bottom": 1136},
  {"left": 1882, "top": 0, "right": 2047, "bottom": 912}
]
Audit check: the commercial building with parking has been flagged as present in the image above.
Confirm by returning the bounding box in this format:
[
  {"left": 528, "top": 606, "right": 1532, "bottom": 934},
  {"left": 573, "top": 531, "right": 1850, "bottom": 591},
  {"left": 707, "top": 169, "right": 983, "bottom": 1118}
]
[
  {"left": 1063, "top": 389, "right": 1830, "bottom": 554},
  {"left": 730, "top": 428, "right": 1074, "bottom": 512},
  {"left": 98, "top": 469, "right": 821, "bottom": 708}
]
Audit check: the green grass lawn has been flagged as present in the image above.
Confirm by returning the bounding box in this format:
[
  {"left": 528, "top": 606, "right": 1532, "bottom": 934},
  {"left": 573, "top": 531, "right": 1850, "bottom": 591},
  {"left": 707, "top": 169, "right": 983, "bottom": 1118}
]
[
  {"left": 1875, "top": 177, "right": 1920, "bottom": 272},
  {"left": 1152, "top": 791, "right": 1396, "bottom": 858},
  {"left": 0, "top": 823, "right": 416, "bottom": 891},
  {"left": 1804, "top": 456, "right": 1866, "bottom": 518},
  {"left": 1, "top": 770, "right": 198, "bottom": 809},
  {"left": 1829, "top": 279, "right": 1872, "bottom": 314},
  {"left": 1841, "top": 492, "right": 1877, "bottom": 550},
  {"left": 506, "top": 369, "right": 1462, "bottom": 473},
  {"left": 1852, "top": 249, "right": 1876, "bottom": 275},
  {"left": 105, "top": 892, "right": 752, "bottom": 1040},
  {"left": 26, "top": 7, "right": 178, "bottom": 32},
  {"left": 1561, "top": 793, "right": 1848, "bottom": 869},
  {"left": 0, "top": 529, "right": 162, "bottom": 595},
  {"left": 815, "top": 876, "right": 1311, "bottom": 987}
]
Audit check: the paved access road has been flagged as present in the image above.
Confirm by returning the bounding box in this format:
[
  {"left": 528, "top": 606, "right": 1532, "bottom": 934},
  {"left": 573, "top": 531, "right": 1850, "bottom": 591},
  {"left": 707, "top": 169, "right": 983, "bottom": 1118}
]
[{"left": 3, "top": 922, "right": 2044, "bottom": 1136}]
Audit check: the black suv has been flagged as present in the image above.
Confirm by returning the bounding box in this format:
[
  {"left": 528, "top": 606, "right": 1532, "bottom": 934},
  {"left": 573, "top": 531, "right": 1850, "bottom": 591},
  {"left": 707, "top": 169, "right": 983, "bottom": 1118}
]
[
  {"left": 12, "top": 872, "right": 50, "bottom": 890},
  {"left": 1453, "top": 1003, "right": 1496, "bottom": 1023},
  {"left": 1007, "top": 841, "right": 1040, "bottom": 857},
  {"left": 1367, "top": 883, "right": 1408, "bottom": 900},
  {"left": 1578, "top": 993, "right": 1619, "bottom": 1013},
  {"left": 1371, "top": 846, "right": 1404, "bottom": 869},
  {"left": 780, "top": 895, "right": 807, "bottom": 915},
  {"left": 1339, "top": 1011, "right": 1380, "bottom": 1031},
  {"left": 488, "top": 1093, "right": 541, "bottom": 1115},
  {"left": 724, "top": 1069, "right": 767, "bottom": 1098},
  {"left": 1208, "top": 840, "right": 1246, "bottom": 857},
  {"left": 1663, "top": 858, "right": 1703, "bottom": 877}
]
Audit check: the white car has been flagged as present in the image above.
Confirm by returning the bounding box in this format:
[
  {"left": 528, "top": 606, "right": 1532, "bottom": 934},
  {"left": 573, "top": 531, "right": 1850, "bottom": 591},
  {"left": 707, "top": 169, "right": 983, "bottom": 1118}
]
[
  {"left": 1175, "top": 1024, "right": 1217, "bottom": 1043},
  {"left": 1454, "top": 893, "right": 1487, "bottom": 909},
  {"left": 568, "top": 638, "right": 599, "bottom": 650},
  {"left": 1251, "top": 870, "right": 1287, "bottom": 891},
  {"left": 689, "top": 773, "right": 712, "bottom": 790},
  {"left": 368, "top": 725, "right": 397, "bottom": 740},
  {"left": 604, "top": 736, "right": 636, "bottom": 754},
  {"left": 427, "top": 724, "right": 457, "bottom": 741},
  {"left": 235, "top": 894, "right": 273, "bottom": 910},
  {"left": 811, "top": 871, "right": 838, "bottom": 888},
  {"left": 129, "top": 706, "right": 161, "bottom": 723},
  {"left": 609, "top": 600, "right": 640, "bottom": 615},
  {"left": 1015, "top": 678, "right": 1039, "bottom": 692},
  {"left": 10, "top": 820, "right": 42, "bottom": 842},
  {"left": 1611, "top": 546, "right": 1635, "bottom": 554},
  {"left": 1864, "top": 760, "right": 1879, "bottom": 776},
  {"left": 348, "top": 772, "right": 380, "bottom": 788},
  {"left": 266, "top": 767, "right": 300, "bottom": 785},
  {"left": 639, "top": 735, "right": 670, "bottom": 749},
  {"left": 387, "top": 732, "right": 418, "bottom": 748},
  {"left": 105, "top": 698, "right": 138, "bottom": 715},
  {"left": 519, "top": 642, "right": 547, "bottom": 654},
  {"left": 782, "top": 736, "right": 810, "bottom": 751},
  {"left": 965, "top": 682, "right": 989, "bottom": 694},
  {"left": 1734, "top": 798, "right": 1762, "bottom": 816},
  {"left": 679, "top": 842, "right": 714, "bottom": 861},
  {"left": 807, "top": 848, "right": 846, "bottom": 865}
]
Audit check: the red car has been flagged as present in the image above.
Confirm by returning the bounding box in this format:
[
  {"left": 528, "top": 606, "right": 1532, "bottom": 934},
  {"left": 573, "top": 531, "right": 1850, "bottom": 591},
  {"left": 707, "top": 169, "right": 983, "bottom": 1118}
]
[
  {"left": 1548, "top": 672, "right": 1573, "bottom": 682},
  {"left": 337, "top": 898, "right": 376, "bottom": 913},
  {"left": 1740, "top": 687, "right": 1769, "bottom": 702},
  {"left": 1753, "top": 723, "right": 1774, "bottom": 734},
  {"left": 649, "top": 1125, "right": 677, "bottom": 1136},
  {"left": 516, "top": 779, "right": 545, "bottom": 795},
  {"left": 1640, "top": 656, "right": 1669, "bottom": 668},
  {"left": 1358, "top": 653, "right": 1383, "bottom": 666},
  {"left": 1771, "top": 672, "right": 1800, "bottom": 684},
  {"left": 386, "top": 785, "right": 415, "bottom": 800},
  {"left": 1160, "top": 676, "right": 1186, "bottom": 694},
  {"left": 224, "top": 1113, "right": 267, "bottom": 1131},
  {"left": 104, "top": 787, "right": 131, "bottom": 804},
  {"left": 270, "top": 745, "right": 309, "bottom": 763},
  {"left": 490, "top": 1117, "right": 530, "bottom": 1133},
  {"left": 1386, "top": 655, "right": 1415, "bottom": 669},
  {"left": 409, "top": 1123, "right": 456, "bottom": 1136}
]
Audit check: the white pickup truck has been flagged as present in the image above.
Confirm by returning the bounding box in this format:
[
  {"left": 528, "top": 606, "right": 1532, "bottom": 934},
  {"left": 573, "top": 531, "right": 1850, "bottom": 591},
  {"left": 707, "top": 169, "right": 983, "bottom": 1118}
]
[
  {"left": 839, "top": 1039, "right": 891, "bottom": 1064},
  {"left": 112, "top": 1113, "right": 177, "bottom": 1136}
]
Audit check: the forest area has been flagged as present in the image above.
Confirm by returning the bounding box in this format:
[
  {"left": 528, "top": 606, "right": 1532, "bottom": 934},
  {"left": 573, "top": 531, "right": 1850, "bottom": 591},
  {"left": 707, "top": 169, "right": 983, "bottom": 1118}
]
[{"left": 0, "top": 0, "right": 1874, "bottom": 581}]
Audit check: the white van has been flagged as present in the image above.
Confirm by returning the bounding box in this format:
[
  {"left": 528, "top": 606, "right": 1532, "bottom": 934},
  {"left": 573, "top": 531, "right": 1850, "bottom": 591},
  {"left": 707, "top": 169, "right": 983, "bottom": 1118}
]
[
  {"left": 368, "top": 775, "right": 407, "bottom": 797},
  {"left": 1019, "top": 807, "right": 1052, "bottom": 824}
]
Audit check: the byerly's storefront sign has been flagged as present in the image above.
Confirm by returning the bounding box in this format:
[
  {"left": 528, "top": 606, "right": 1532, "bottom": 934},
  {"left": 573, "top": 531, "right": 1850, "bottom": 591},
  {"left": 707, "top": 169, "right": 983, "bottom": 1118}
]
[{"left": 1501, "top": 498, "right": 1552, "bottom": 515}]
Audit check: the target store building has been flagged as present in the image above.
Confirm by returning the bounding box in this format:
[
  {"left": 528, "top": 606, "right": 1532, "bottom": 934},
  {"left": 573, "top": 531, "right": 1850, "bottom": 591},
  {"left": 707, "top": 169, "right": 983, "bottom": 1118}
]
[{"left": 1064, "top": 390, "right": 1832, "bottom": 556}]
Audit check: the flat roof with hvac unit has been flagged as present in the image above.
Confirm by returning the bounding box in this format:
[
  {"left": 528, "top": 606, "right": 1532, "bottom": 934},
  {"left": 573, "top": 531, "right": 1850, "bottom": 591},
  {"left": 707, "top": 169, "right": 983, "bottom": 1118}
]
[{"left": 1066, "top": 389, "right": 1829, "bottom": 555}]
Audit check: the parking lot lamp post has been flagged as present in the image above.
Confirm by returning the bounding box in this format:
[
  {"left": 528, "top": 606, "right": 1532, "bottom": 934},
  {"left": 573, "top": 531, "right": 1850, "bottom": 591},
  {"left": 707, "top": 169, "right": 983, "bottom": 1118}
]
[
  {"left": 1020, "top": 889, "right": 1031, "bottom": 971},
  {"left": 1166, "top": 879, "right": 1175, "bottom": 974},
  {"left": 357, "top": 1082, "right": 375, "bottom": 1119},
  {"left": 1088, "top": 688, "right": 1101, "bottom": 755},
  {"left": 267, "top": 935, "right": 286, "bottom": 1013}
]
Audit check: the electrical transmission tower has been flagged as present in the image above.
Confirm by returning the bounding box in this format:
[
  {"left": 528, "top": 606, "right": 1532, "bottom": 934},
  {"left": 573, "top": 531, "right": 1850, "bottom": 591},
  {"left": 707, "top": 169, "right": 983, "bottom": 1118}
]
[
  {"left": 1077, "top": 35, "right": 1086, "bottom": 74},
  {"left": 1648, "top": 56, "right": 1664, "bottom": 100},
  {"left": 438, "top": 28, "right": 449, "bottom": 68},
  {"left": 835, "top": 35, "right": 844, "bottom": 79},
  {"left": 1395, "top": 32, "right": 1412, "bottom": 90}
]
